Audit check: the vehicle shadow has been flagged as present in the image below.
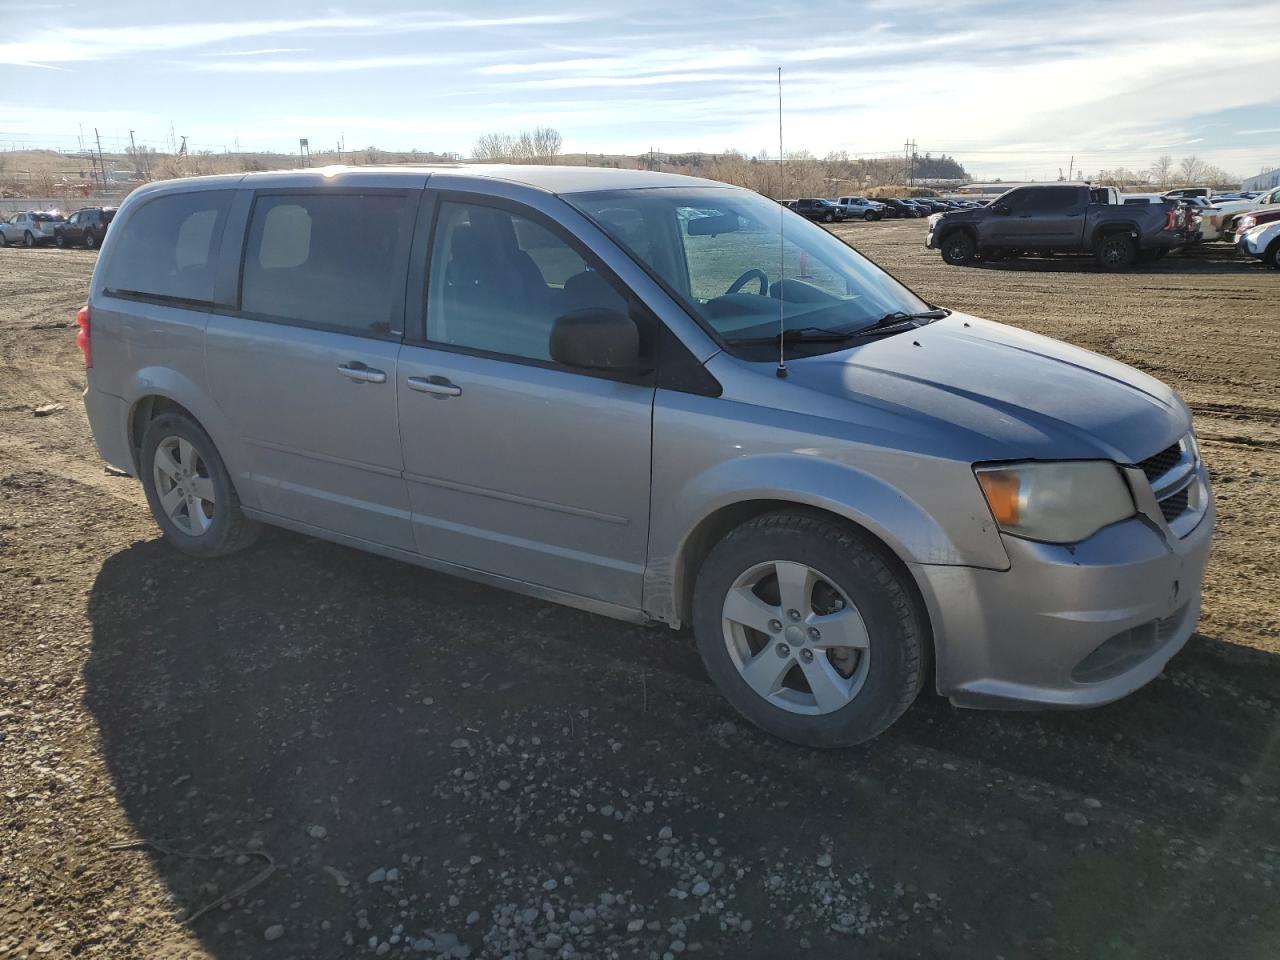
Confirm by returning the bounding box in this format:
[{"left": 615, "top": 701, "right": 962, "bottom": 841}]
[
  {"left": 83, "top": 531, "right": 1280, "bottom": 959},
  {"left": 966, "top": 246, "right": 1266, "bottom": 275}
]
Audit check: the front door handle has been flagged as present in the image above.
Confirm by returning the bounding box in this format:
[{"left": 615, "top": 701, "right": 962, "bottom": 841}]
[
  {"left": 406, "top": 375, "right": 462, "bottom": 398},
  {"left": 337, "top": 362, "right": 387, "bottom": 384}
]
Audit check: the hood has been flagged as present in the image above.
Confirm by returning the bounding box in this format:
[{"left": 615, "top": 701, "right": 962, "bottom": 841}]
[{"left": 783, "top": 314, "right": 1188, "bottom": 463}]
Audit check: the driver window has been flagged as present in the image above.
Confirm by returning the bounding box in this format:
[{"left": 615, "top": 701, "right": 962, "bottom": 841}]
[{"left": 426, "top": 200, "right": 629, "bottom": 363}]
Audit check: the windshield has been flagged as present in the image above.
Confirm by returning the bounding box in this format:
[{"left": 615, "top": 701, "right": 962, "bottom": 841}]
[{"left": 568, "top": 187, "right": 929, "bottom": 351}]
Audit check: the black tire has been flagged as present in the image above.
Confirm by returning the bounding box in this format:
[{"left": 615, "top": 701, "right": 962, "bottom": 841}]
[
  {"left": 23, "top": 231, "right": 34, "bottom": 247},
  {"left": 84, "top": 231, "right": 98, "bottom": 250},
  {"left": 940, "top": 230, "right": 976, "bottom": 266},
  {"left": 867, "top": 211, "right": 880, "bottom": 222},
  {"left": 1096, "top": 233, "right": 1137, "bottom": 270},
  {"left": 0, "top": 231, "right": 7, "bottom": 247},
  {"left": 1266, "top": 241, "right": 1280, "bottom": 270},
  {"left": 823, "top": 212, "right": 834, "bottom": 223},
  {"left": 140, "top": 412, "right": 261, "bottom": 558},
  {"left": 693, "top": 511, "right": 927, "bottom": 747}
]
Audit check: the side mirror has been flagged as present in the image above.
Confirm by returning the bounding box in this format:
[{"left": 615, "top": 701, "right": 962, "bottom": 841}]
[
  {"left": 993, "top": 203, "right": 1011, "bottom": 215},
  {"left": 550, "top": 308, "right": 641, "bottom": 373}
]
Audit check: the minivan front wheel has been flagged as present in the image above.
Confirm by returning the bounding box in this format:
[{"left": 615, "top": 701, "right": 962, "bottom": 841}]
[
  {"left": 140, "top": 412, "right": 260, "bottom": 557},
  {"left": 693, "top": 511, "right": 927, "bottom": 747}
]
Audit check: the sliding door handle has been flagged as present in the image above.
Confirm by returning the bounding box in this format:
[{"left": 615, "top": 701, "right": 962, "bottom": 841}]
[
  {"left": 407, "top": 375, "right": 462, "bottom": 398},
  {"left": 337, "top": 362, "right": 387, "bottom": 384}
]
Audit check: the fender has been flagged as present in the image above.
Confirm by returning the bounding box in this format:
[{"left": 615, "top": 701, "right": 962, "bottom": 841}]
[
  {"left": 121, "top": 366, "right": 261, "bottom": 510},
  {"left": 644, "top": 452, "right": 1010, "bottom": 625}
]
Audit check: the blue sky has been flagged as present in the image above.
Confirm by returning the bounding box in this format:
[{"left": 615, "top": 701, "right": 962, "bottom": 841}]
[{"left": 2, "top": 0, "right": 1278, "bottom": 180}]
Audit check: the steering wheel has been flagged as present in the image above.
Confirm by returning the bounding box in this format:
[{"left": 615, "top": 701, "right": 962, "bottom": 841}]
[{"left": 726, "top": 268, "right": 769, "bottom": 296}]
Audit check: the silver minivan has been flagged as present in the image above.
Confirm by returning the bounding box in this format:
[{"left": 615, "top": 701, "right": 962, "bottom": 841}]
[{"left": 79, "top": 165, "right": 1213, "bottom": 746}]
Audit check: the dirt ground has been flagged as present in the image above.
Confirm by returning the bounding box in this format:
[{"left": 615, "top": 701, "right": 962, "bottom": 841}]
[{"left": 1, "top": 222, "right": 1278, "bottom": 960}]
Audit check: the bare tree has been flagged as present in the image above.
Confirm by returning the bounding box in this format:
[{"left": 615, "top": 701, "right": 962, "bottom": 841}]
[
  {"left": 1151, "top": 154, "right": 1173, "bottom": 187},
  {"left": 1178, "top": 155, "right": 1208, "bottom": 185},
  {"left": 473, "top": 128, "right": 563, "bottom": 163},
  {"left": 531, "top": 127, "right": 563, "bottom": 162}
]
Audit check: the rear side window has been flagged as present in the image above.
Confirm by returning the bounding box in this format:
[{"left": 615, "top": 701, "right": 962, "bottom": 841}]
[
  {"left": 241, "top": 192, "right": 415, "bottom": 337},
  {"left": 103, "top": 191, "right": 233, "bottom": 304},
  {"left": 1017, "top": 187, "right": 1080, "bottom": 212}
]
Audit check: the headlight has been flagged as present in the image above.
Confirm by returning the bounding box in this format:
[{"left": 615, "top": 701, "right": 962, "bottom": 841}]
[
  {"left": 928, "top": 212, "right": 942, "bottom": 225},
  {"left": 975, "top": 461, "right": 1135, "bottom": 543},
  {"left": 1240, "top": 215, "right": 1256, "bottom": 229}
]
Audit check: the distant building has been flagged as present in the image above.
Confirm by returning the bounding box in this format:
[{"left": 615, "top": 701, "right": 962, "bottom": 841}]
[{"left": 1242, "top": 167, "right": 1280, "bottom": 191}]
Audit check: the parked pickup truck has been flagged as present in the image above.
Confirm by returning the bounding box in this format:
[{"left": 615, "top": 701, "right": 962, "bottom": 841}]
[{"left": 925, "top": 183, "right": 1191, "bottom": 269}]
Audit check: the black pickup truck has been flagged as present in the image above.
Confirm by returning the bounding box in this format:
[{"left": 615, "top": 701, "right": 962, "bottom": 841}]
[{"left": 925, "top": 183, "right": 1192, "bottom": 269}]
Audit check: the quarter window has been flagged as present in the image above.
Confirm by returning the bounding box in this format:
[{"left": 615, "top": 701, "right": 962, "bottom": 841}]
[
  {"left": 426, "top": 201, "right": 629, "bottom": 362},
  {"left": 241, "top": 192, "right": 415, "bottom": 336},
  {"left": 102, "top": 190, "right": 233, "bottom": 304}
]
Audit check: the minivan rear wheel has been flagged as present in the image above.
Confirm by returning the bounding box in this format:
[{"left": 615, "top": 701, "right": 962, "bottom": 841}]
[
  {"left": 140, "top": 412, "right": 261, "bottom": 557},
  {"left": 692, "top": 510, "right": 927, "bottom": 747}
]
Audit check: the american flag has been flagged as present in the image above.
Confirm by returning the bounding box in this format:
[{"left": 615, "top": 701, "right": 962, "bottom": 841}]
[{"left": 177, "top": 138, "right": 188, "bottom": 161}]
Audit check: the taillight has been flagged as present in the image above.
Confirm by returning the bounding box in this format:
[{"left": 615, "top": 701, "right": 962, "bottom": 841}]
[
  {"left": 1165, "top": 209, "right": 1177, "bottom": 230},
  {"left": 75, "top": 305, "right": 91, "bottom": 368}
]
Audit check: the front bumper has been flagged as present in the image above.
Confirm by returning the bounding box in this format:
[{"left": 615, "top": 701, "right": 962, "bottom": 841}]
[{"left": 911, "top": 468, "right": 1214, "bottom": 710}]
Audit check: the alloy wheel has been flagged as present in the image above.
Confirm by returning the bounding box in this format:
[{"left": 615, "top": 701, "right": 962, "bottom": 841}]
[
  {"left": 152, "top": 435, "right": 216, "bottom": 535},
  {"left": 721, "top": 560, "right": 870, "bottom": 715}
]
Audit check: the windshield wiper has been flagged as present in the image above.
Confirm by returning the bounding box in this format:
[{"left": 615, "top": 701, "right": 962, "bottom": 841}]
[
  {"left": 853, "top": 308, "right": 950, "bottom": 333},
  {"left": 728, "top": 309, "right": 950, "bottom": 347},
  {"left": 728, "top": 326, "right": 866, "bottom": 346}
]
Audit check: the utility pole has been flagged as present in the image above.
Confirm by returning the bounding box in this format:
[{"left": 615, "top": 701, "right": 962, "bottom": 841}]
[
  {"left": 129, "top": 129, "right": 144, "bottom": 180},
  {"left": 904, "top": 139, "right": 917, "bottom": 186},
  {"left": 94, "top": 127, "right": 107, "bottom": 189}
]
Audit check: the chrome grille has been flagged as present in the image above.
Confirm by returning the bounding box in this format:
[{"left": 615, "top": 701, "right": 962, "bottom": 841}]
[
  {"left": 1159, "top": 487, "right": 1189, "bottom": 523},
  {"left": 1134, "top": 434, "right": 1205, "bottom": 537},
  {"left": 1139, "top": 442, "right": 1181, "bottom": 484}
]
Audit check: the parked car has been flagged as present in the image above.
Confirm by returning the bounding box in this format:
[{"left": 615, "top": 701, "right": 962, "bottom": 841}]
[
  {"left": 893, "top": 199, "right": 927, "bottom": 217},
  {"left": 0, "top": 210, "right": 65, "bottom": 246},
  {"left": 79, "top": 166, "right": 1213, "bottom": 747},
  {"left": 1220, "top": 186, "right": 1280, "bottom": 240},
  {"left": 785, "top": 198, "right": 846, "bottom": 223},
  {"left": 911, "top": 198, "right": 949, "bottom": 214},
  {"left": 926, "top": 183, "right": 1192, "bottom": 268},
  {"left": 834, "top": 196, "right": 884, "bottom": 221},
  {"left": 55, "top": 207, "right": 117, "bottom": 249},
  {"left": 873, "top": 198, "right": 909, "bottom": 218},
  {"left": 1162, "top": 187, "right": 1213, "bottom": 200},
  {"left": 1239, "top": 221, "right": 1280, "bottom": 268},
  {"left": 1231, "top": 206, "right": 1280, "bottom": 243}
]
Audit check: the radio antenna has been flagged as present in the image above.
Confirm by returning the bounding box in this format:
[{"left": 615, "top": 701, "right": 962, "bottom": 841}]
[{"left": 776, "top": 66, "right": 787, "bottom": 379}]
